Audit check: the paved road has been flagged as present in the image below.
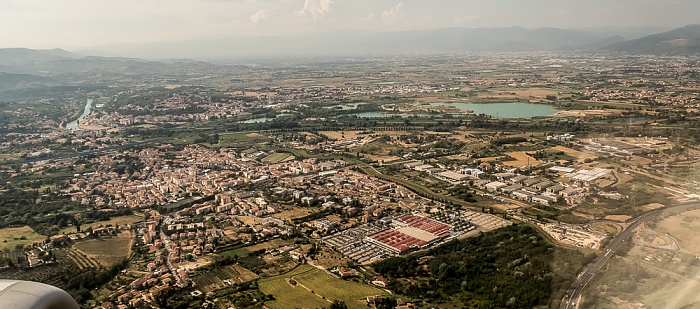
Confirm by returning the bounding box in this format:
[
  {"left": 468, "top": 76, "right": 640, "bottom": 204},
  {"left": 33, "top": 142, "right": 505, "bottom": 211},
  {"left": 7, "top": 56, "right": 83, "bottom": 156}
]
[{"left": 560, "top": 201, "right": 700, "bottom": 309}]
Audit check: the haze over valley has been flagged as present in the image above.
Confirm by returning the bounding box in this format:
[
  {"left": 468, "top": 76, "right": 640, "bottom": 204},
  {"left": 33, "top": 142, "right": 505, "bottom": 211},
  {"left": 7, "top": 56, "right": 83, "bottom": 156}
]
[{"left": 2, "top": 1, "right": 700, "bottom": 309}]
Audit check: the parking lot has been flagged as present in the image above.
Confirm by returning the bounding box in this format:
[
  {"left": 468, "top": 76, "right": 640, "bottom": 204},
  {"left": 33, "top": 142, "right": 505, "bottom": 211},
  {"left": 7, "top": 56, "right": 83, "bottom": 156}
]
[
  {"left": 322, "top": 210, "right": 513, "bottom": 264},
  {"left": 460, "top": 210, "right": 513, "bottom": 232},
  {"left": 322, "top": 223, "right": 396, "bottom": 264}
]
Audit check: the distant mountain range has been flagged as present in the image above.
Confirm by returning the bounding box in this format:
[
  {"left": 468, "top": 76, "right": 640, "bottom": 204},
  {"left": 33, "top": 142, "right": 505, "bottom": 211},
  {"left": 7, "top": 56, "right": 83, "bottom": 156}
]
[
  {"left": 3, "top": 25, "right": 698, "bottom": 66},
  {"left": 0, "top": 48, "right": 217, "bottom": 100},
  {"left": 82, "top": 25, "right": 700, "bottom": 60},
  {"left": 0, "top": 48, "right": 214, "bottom": 76},
  {"left": 0, "top": 24, "right": 698, "bottom": 96},
  {"left": 85, "top": 27, "right": 633, "bottom": 59},
  {"left": 604, "top": 24, "right": 700, "bottom": 55}
]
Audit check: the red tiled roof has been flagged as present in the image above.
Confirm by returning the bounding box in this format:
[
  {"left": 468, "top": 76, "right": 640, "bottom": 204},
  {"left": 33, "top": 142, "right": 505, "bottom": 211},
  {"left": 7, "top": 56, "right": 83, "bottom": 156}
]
[
  {"left": 369, "top": 229, "right": 428, "bottom": 253},
  {"left": 396, "top": 214, "right": 451, "bottom": 238}
]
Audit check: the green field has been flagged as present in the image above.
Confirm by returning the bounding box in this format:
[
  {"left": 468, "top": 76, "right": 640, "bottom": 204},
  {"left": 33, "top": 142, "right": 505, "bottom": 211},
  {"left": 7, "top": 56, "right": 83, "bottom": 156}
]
[
  {"left": 193, "top": 264, "right": 259, "bottom": 292},
  {"left": 0, "top": 226, "right": 46, "bottom": 251},
  {"left": 216, "top": 132, "right": 270, "bottom": 147},
  {"left": 259, "top": 265, "right": 386, "bottom": 309},
  {"left": 73, "top": 231, "right": 133, "bottom": 266},
  {"left": 246, "top": 238, "right": 296, "bottom": 252},
  {"left": 262, "top": 153, "right": 293, "bottom": 163},
  {"left": 218, "top": 247, "right": 251, "bottom": 258}
]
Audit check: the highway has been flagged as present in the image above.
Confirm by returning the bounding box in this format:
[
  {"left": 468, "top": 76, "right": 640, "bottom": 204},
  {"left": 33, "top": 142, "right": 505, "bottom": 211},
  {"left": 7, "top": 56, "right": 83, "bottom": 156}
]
[{"left": 560, "top": 201, "right": 700, "bottom": 309}]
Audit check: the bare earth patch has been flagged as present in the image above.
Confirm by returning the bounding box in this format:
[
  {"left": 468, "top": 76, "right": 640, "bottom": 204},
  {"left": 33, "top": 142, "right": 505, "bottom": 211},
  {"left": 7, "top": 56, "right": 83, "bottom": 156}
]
[
  {"left": 318, "top": 130, "right": 365, "bottom": 140},
  {"left": 605, "top": 215, "right": 633, "bottom": 222},
  {"left": 503, "top": 151, "right": 543, "bottom": 167},
  {"left": 549, "top": 146, "right": 597, "bottom": 162},
  {"left": 640, "top": 203, "right": 665, "bottom": 211},
  {"left": 590, "top": 222, "right": 622, "bottom": 235},
  {"left": 363, "top": 154, "right": 400, "bottom": 163},
  {"left": 657, "top": 209, "right": 700, "bottom": 255},
  {"left": 512, "top": 88, "right": 557, "bottom": 98}
]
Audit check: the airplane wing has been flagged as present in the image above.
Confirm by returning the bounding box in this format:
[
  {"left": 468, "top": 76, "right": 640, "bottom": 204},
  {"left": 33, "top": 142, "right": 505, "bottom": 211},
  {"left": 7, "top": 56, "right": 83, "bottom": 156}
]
[{"left": 0, "top": 280, "right": 79, "bottom": 309}]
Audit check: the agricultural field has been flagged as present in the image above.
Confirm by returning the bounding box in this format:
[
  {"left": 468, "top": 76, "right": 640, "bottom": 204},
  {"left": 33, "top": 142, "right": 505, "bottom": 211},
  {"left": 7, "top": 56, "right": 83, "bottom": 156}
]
[
  {"left": 502, "top": 151, "right": 543, "bottom": 167},
  {"left": 58, "top": 214, "right": 143, "bottom": 235},
  {"left": 318, "top": 130, "right": 366, "bottom": 140},
  {"left": 72, "top": 231, "right": 133, "bottom": 267},
  {"left": 358, "top": 141, "right": 403, "bottom": 157},
  {"left": 361, "top": 153, "right": 401, "bottom": 163},
  {"left": 192, "top": 264, "right": 259, "bottom": 292},
  {"left": 216, "top": 132, "right": 270, "bottom": 147},
  {"left": 259, "top": 265, "right": 386, "bottom": 309},
  {"left": 0, "top": 226, "right": 46, "bottom": 251},
  {"left": 65, "top": 247, "right": 101, "bottom": 269},
  {"left": 313, "top": 247, "right": 349, "bottom": 269},
  {"left": 272, "top": 206, "right": 315, "bottom": 221},
  {"left": 549, "top": 145, "right": 597, "bottom": 162},
  {"left": 246, "top": 238, "right": 296, "bottom": 252},
  {"left": 218, "top": 247, "right": 251, "bottom": 259},
  {"left": 262, "top": 152, "right": 293, "bottom": 163},
  {"left": 0, "top": 248, "right": 86, "bottom": 289}
]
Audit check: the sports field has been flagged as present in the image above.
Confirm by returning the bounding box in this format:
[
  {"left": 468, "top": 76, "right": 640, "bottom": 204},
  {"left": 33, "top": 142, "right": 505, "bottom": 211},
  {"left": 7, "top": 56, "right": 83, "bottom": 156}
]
[
  {"left": 259, "top": 264, "right": 386, "bottom": 309},
  {"left": 262, "top": 153, "right": 293, "bottom": 163}
]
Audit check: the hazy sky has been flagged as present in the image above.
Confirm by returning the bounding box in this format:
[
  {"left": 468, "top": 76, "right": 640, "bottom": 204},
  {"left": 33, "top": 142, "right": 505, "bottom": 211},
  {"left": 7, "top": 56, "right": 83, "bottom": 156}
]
[{"left": 1, "top": 0, "right": 697, "bottom": 49}]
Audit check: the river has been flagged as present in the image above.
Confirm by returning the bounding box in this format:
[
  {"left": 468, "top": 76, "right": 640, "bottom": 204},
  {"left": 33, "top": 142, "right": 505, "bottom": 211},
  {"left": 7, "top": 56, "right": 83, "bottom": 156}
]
[{"left": 66, "top": 99, "right": 94, "bottom": 130}]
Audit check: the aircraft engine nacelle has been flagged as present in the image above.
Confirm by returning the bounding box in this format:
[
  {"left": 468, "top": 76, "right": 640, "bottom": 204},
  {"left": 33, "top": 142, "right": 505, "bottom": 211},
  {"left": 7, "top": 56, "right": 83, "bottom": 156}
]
[{"left": 0, "top": 280, "right": 79, "bottom": 309}]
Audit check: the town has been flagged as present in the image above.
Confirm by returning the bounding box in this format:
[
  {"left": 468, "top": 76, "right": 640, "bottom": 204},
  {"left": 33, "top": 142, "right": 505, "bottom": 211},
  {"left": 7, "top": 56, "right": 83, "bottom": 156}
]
[{"left": 1, "top": 50, "right": 700, "bottom": 309}]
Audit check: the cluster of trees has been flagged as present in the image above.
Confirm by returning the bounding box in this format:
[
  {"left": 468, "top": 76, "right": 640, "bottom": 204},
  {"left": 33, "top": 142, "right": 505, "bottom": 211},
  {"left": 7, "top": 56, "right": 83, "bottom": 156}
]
[
  {"left": 108, "top": 154, "right": 146, "bottom": 175},
  {"left": 0, "top": 189, "right": 80, "bottom": 235},
  {"left": 82, "top": 208, "right": 133, "bottom": 223},
  {"left": 426, "top": 138, "right": 466, "bottom": 152},
  {"left": 0, "top": 185, "right": 139, "bottom": 236},
  {"left": 529, "top": 149, "right": 566, "bottom": 160},
  {"left": 202, "top": 252, "right": 268, "bottom": 274},
  {"left": 373, "top": 224, "right": 585, "bottom": 308},
  {"left": 192, "top": 132, "right": 219, "bottom": 145},
  {"left": 448, "top": 186, "right": 477, "bottom": 203},
  {"left": 491, "top": 136, "right": 528, "bottom": 146}
]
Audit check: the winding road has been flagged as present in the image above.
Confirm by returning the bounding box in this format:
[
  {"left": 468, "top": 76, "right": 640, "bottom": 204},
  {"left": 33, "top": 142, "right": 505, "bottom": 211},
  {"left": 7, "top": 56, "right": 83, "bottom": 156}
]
[{"left": 560, "top": 201, "right": 700, "bottom": 309}]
